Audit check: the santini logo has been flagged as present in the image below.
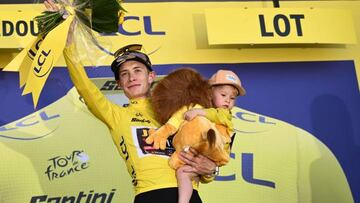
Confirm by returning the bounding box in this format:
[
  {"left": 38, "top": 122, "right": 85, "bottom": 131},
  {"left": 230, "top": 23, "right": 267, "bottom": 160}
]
[{"left": 30, "top": 189, "right": 116, "bottom": 203}]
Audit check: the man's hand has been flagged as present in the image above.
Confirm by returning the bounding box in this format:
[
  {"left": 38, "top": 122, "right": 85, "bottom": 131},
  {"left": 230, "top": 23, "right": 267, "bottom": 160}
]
[
  {"left": 178, "top": 147, "right": 217, "bottom": 176},
  {"left": 44, "top": 0, "right": 75, "bottom": 46},
  {"left": 44, "top": 0, "right": 58, "bottom": 12},
  {"left": 184, "top": 108, "right": 206, "bottom": 121}
]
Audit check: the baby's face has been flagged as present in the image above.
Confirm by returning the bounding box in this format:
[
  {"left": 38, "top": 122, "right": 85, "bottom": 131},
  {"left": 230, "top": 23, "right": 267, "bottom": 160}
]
[{"left": 212, "top": 85, "right": 238, "bottom": 109}]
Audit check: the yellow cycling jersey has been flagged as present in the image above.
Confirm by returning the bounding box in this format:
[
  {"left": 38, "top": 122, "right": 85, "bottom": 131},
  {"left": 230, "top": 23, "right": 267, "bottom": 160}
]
[{"left": 63, "top": 46, "right": 179, "bottom": 195}]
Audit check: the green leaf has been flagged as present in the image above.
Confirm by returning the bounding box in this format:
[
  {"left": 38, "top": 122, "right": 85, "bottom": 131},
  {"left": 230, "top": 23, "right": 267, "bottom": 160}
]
[
  {"left": 82, "top": 0, "right": 124, "bottom": 33},
  {"left": 34, "top": 0, "right": 125, "bottom": 35},
  {"left": 34, "top": 11, "right": 64, "bottom": 36}
]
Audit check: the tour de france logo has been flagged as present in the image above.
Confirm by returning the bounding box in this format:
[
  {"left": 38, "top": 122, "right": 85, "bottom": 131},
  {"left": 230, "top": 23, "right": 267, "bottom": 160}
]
[{"left": 45, "top": 150, "right": 90, "bottom": 181}]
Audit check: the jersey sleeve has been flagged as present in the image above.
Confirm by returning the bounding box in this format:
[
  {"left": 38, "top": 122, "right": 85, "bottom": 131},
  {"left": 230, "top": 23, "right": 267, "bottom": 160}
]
[
  {"left": 167, "top": 104, "right": 204, "bottom": 130},
  {"left": 199, "top": 174, "right": 215, "bottom": 184},
  {"left": 204, "top": 108, "right": 233, "bottom": 133},
  {"left": 63, "top": 44, "right": 120, "bottom": 130},
  {"left": 166, "top": 106, "right": 188, "bottom": 130}
]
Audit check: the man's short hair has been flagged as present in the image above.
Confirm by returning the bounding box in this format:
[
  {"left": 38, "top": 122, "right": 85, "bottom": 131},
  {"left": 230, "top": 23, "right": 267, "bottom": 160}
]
[{"left": 111, "top": 44, "right": 152, "bottom": 80}]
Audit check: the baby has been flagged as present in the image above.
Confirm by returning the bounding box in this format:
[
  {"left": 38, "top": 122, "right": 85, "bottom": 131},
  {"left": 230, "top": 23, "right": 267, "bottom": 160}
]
[
  {"left": 146, "top": 68, "right": 245, "bottom": 203},
  {"left": 177, "top": 69, "right": 246, "bottom": 203}
]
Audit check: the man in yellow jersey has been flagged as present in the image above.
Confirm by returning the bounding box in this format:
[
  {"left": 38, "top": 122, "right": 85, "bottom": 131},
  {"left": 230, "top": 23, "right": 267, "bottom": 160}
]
[
  {"left": 44, "top": 3, "right": 219, "bottom": 202},
  {"left": 59, "top": 13, "right": 217, "bottom": 203}
]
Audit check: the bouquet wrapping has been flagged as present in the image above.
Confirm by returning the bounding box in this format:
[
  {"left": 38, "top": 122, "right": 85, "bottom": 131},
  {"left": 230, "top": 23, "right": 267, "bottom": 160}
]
[{"left": 3, "top": 0, "right": 125, "bottom": 108}]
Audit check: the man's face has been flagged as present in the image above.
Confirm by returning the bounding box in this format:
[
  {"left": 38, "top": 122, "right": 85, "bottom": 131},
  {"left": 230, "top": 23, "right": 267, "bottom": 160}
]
[{"left": 117, "top": 60, "right": 155, "bottom": 99}]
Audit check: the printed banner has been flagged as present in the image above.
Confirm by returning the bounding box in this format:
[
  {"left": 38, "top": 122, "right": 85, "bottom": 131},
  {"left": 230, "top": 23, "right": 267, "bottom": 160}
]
[
  {"left": 1, "top": 3, "right": 360, "bottom": 77},
  {"left": 0, "top": 10, "right": 39, "bottom": 49},
  {"left": 0, "top": 61, "right": 358, "bottom": 202},
  {"left": 0, "top": 2, "right": 359, "bottom": 203},
  {"left": 205, "top": 8, "right": 357, "bottom": 44}
]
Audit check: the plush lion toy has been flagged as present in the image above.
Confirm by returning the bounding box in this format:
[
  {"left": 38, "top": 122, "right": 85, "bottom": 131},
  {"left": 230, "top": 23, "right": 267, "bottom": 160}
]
[{"left": 146, "top": 68, "right": 231, "bottom": 169}]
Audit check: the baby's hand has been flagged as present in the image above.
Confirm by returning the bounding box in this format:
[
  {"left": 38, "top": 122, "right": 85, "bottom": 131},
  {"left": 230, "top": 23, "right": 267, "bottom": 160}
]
[{"left": 184, "top": 108, "right": 206, "bottom": 121}]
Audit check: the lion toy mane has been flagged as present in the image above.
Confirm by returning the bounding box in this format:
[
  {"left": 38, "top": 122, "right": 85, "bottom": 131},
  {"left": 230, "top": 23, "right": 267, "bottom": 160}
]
[{"left": 150, "top": 68, "right": 231, "bottom": 169}]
